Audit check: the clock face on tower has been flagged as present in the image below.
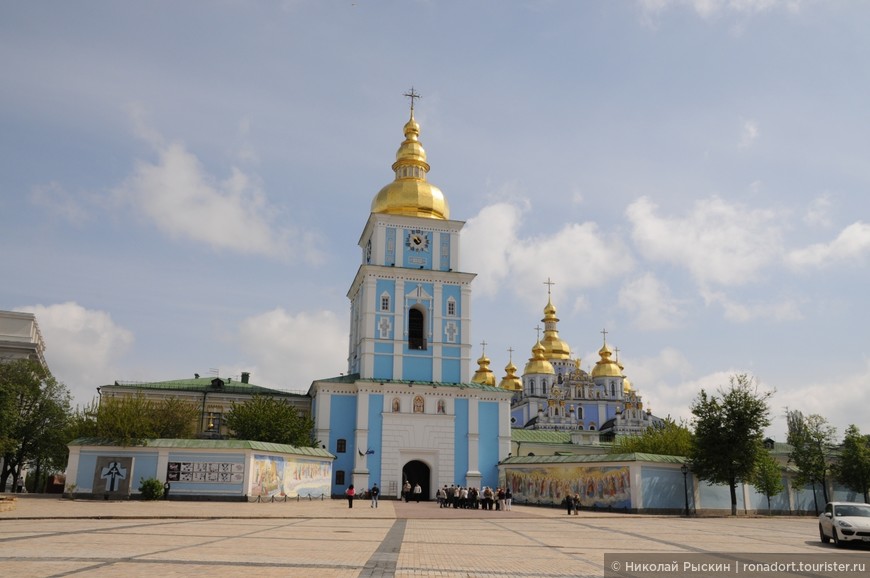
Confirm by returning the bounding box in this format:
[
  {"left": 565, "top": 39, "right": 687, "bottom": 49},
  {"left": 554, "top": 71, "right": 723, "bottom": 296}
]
[{"left": 405, "top": 229, "right": 430, "bottom": 252}]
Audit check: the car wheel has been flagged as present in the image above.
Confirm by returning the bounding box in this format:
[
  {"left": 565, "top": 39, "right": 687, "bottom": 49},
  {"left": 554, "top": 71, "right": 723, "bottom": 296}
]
[
  {"left": 833, "top": 528, "right": 843, "bottom": 548},
  {"left": 819, "top": 524, "right": 830, "bottom": 543}
]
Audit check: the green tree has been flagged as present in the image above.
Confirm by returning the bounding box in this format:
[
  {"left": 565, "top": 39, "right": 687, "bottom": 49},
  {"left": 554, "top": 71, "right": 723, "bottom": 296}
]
[
  {"left": 0, "top": 359, "right": 72, "bottom": 493},
  {"left": 833, "top": 424, "right": 870, "bottom": 503},
  {"left": 611, "top": 417, "right": 693, "bottom": 457},
  {"left": 751, "top": 450, "right": 785, "bottom": 515},
  {"left": 67, "top": 395, "right": 200, "bottom": 445},
  {"left": 225, "top": 394, "right": 315, "bottom": 447},
  {"left": 786, "top": 409, "right": 836, "bottom": 513},
  {"left": 689, "top": 373, "right": 773, "bottom": 516}
]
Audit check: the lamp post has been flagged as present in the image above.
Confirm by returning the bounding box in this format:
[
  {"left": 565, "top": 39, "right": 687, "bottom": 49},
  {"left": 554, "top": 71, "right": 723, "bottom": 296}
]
[{"left": 680, "top": 464, "right": 690, "bottom": 517}]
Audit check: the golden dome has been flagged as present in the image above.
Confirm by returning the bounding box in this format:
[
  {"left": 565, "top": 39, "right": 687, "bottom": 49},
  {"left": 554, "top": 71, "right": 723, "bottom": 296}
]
[
  {"left": 371, "top": 113, "right": 449, "bottom": 220},
  {"left": 591, "top": 343, "right": 622, "bottom": 378},
  {"left": 540, "top": 296, "right": 571, "bottom": 360},
  {"left": 471, "top": 351, "right": 496, "bottom": 386},
  {"left": 523, "top": 340, "right": 555, "bottom": 375},
  {"left": 499, "top": 360, "right": 523, "bottom": 391},
  {"left": 623, "top": 377, "right": 633, "bottom": 394}
]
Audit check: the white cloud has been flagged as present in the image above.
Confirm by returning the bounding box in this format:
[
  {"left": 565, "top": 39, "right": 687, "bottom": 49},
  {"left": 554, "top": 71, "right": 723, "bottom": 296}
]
[
  {"left": 627, "top": 195, "right": 783, "bottom": 287},
  {"left": 237, "top": 307, "right": 347, "bottom": 392},
  {"left": 618, "top": 273, "right": 686, "bottom": 330},
  {"left": 463, "top": 201, "right": 634, "bottom": 302},
  {"left": 29, "top": 181, "right": 91, "bottom": 224},
  {"left": 772, "top": 361, "right": 870, "bottom": 441},
  {"left": 786, "top": 222, "right": 870, "bottom": 269},
  {"left": 803, "top": 193, "right": 833, "bottom": 227},
  {"left": 115, "top": 109, "right": 321, "bottom": 261},
  {"left": 16, "top": 302, "right": 134, "bottom": 406},
  {"left": 739, "top": 119, "right": 760, "bottom": 148},
  {"left": 619, "top": 347, "right": 697, "bottom": 421},
  {"left": 701, "top": 288, "right": 803, "bottom": 322},
  {"left": 638, "top": 0, "right": 803, "bottom": 18}
]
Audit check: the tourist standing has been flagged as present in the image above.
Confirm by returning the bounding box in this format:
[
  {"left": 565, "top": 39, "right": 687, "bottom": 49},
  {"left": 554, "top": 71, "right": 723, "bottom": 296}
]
[
  {"left": 413, "top": 482, "right": 422, "bottom": 502},
  {"left": 505, "top": 487, "right": 512, "bottom": 511},
  {"left": 370, "top": 483, "right": 380, "bottom": 508},
  {"left": 346, "top": 484, "right": 355, "bottom": 508},
  {"left": 402, "top": 481, "right": 411, "bottom": 502}
]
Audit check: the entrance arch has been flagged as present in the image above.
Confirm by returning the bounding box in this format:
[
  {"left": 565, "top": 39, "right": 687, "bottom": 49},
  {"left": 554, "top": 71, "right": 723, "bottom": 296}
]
[{"left": 402, "top": 460, "right": 431, "bottom": 501}]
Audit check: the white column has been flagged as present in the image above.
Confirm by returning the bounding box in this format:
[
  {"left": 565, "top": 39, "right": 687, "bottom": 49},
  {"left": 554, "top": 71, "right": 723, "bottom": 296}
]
[
  {"left": 314, "top": 388, "right": 332, "bottom": 451},
  {"left": 353, "top": 389, "right": 370, "bottom": 490},
  {"left": 156, "top": 449, "right": 170, "bottom": 482},
  {"left": 466, "top": 396, "right": 482, "bottom": 487},
  {"left": 65, "top": 446, "right": 81, "bottom": 490},
  {"left": 393, "top": 278, "right": 406, "bottom": 379},
  {"left": 459, "top": 283, "right": 473, "bottom": 382},
  {"left": 498, "top": 398, "right": 512, "bottom": 461}
]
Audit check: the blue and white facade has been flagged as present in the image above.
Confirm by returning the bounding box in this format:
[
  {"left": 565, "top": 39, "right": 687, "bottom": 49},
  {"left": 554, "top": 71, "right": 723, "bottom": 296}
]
[{"left": 309, "top": 107, "right": 513, "bottom": 499}]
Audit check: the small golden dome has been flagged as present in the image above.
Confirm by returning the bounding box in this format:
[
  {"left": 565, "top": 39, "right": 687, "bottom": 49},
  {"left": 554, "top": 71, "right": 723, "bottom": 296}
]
[
  {"left": 591, "top": 343, "right": 622, "bottom": 378},
  {"left": 371, "top": 112, "right": 449, "bottom": 220},
  {"left": 623, "top": 377, "right": 633, "bottom": 394},
  {"left": 471, "top": 351, "right": 496, "bottom": 386},
  {"left": 499, "top": 360, "right": 522, "bottom": 391},
  {"left": 524, "top": 340, "right": 555, "bottom": 375}
]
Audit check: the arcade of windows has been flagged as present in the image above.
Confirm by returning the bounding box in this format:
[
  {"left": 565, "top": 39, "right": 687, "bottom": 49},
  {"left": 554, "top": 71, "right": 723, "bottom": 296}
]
[{"left": 391, "top": 396, "right": 447, "bottom": 414}]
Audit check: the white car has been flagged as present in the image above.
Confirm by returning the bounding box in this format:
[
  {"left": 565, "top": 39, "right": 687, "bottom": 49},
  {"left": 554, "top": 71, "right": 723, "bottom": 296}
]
[{"left": 819, "top": 501, "right": 870, "bottom": 547}]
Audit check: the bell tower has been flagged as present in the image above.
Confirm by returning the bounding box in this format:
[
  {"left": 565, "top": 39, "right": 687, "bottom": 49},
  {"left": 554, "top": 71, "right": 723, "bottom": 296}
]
[{"left": 346, "top": 91, "right": 475, "bottom": 383}]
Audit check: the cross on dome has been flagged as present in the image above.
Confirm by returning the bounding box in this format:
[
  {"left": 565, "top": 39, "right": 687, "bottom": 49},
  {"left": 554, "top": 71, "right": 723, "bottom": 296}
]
[{"left": 404, "top": 87, "right": 421, "bottom": 113}]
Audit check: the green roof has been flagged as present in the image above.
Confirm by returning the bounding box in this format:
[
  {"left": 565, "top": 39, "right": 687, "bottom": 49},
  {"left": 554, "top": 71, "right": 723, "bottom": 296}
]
[
  {"left": 510, "top": 429, "right": 573, "bottom": 444},
  {"left": 106, "top": 377, "right": 306, "bottom": 398},
  {"left": 68, "top": 437, "right": 334, "bottom": 458},
  {"left": 313, "top": 374, "right": 510, "bottom": 393},
  {"left": 501, "top": 452, "right": 688, "bottom": 465}
]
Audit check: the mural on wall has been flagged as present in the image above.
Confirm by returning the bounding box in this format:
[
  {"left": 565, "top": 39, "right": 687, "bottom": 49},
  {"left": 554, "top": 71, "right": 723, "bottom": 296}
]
[
  {"left": 166, "top": 461, "right": 244, "bottom": 484},
  {"left": 505, "top": 465, "right": 631, "bottom": 509},
  {"left": 252, "top": 454, "right": 331, "bottom": 498},
  {"left": 92, "top": 456, "right": 133, "bottom": 495}
]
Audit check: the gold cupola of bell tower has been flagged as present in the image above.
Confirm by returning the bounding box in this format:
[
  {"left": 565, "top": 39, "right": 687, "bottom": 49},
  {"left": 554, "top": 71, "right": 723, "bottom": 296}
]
[{"left": 371, "top": 88, "right": 449, "bottom": 220}]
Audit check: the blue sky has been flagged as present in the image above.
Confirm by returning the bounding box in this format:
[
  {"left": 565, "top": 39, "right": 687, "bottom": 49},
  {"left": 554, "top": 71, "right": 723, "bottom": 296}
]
[{"left": 2, "top": 1, "right": 868, "bottom": 441}]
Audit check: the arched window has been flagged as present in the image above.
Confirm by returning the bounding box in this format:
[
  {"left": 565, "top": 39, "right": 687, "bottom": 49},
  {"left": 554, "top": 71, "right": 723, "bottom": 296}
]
[
  {"left": 528, "top": 378, "right": 535, "bottom": 395},
  {"left": 542, "top": 380, "right": 547, "bottom": 396},
  {"left": 408, "top": 307, "right": 426, "bottom": 350},
  {"left": 610, "top": 382, "right": 616, "bottom": 397}
]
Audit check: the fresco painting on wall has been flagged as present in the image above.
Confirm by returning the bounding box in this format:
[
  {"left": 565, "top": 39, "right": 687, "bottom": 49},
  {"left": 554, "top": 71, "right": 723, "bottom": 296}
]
[
  {"left": 505, "top": 465, "right": 631, "bottom": 509},
  {"left": 252, "top": 455, "right": 331, "bottom": 498}
]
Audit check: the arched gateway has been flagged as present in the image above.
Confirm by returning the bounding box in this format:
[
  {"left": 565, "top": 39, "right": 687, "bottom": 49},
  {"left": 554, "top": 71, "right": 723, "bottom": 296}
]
[{"left": 402, "top": 460, "right": 430, "bottom": 500}]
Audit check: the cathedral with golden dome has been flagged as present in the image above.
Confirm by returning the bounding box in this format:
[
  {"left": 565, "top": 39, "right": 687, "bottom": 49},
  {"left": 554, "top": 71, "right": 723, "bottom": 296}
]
[{"left": 471, "top": 286, "right": 663, "bottom": 437}]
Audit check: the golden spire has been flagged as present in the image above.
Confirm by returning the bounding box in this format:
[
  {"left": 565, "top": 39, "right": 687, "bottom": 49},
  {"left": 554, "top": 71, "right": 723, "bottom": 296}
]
[
  {"left": 539, "top": 278, "right": 571, "bottom": 360},
  {"left": 370, "top": 88, "right": 449, "bottom": 220},
  {"left": 499, "top": 347, "right": 523, "bottom": 391},
  {"left": 471, "top": 340, "right": 496, "bottom": 386}
]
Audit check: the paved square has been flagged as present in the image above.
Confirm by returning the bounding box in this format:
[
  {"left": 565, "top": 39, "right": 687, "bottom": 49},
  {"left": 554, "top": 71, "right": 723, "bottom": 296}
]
[{"left": 1, "top": 496, "right": 864, "bottom": 577}]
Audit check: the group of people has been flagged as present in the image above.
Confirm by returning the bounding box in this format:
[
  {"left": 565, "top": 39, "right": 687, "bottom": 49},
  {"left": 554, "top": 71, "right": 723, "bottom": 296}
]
[
  {"left": 435, "top": 484, "right": 512, "bottom": 511},
  {"left": 563, "top": 493, "right": 583, "bottom": 515},
  {"left": 344, "top": 483, "right": 381, "bottom": 508},
  {"left": 401, "top": 481, "right": 422, "bottom": 502}
]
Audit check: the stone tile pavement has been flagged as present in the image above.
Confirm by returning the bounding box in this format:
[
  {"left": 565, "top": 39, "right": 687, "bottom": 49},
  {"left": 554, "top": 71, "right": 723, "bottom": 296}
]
[{"left": 0, "top": 495, "right": 860, "bottom": 577}]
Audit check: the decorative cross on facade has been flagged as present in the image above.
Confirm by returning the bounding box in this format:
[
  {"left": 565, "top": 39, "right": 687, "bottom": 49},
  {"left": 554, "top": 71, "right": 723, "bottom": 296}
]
[
  {"left": 100, "top": 461, "right": 127, "bottom": 492},
  {"left": 378, "top": 317, "right": 392, "bottom": 339},
  {"left": 404, "top": 87, "right": 421, "bottom": 112},
  {"left": 444, "top": 321, "right": 457, "bottom": 343}
]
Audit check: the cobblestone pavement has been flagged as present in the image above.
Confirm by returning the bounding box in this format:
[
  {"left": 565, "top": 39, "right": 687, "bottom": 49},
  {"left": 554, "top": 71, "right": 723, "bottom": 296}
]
[{"left": 0, "top": 495, "right": 853, "bottom": 577}]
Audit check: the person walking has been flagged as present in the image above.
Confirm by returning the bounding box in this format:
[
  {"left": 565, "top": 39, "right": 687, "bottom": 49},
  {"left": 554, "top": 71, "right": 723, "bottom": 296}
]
[
  {"left": 370, "top": 483, "right": 380, "bottom": 508},
  {"left": 505, "top": 487, "right": 512, "bottom": 511},
  {"left": 402, "top": 481, "right": 411, "bottom": 502},
  {"left": 413, "top": 482, "right": 422, "bottom": 502},
  {"left": 346, "top": 484, "right": 355, "bottom": 508}
]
